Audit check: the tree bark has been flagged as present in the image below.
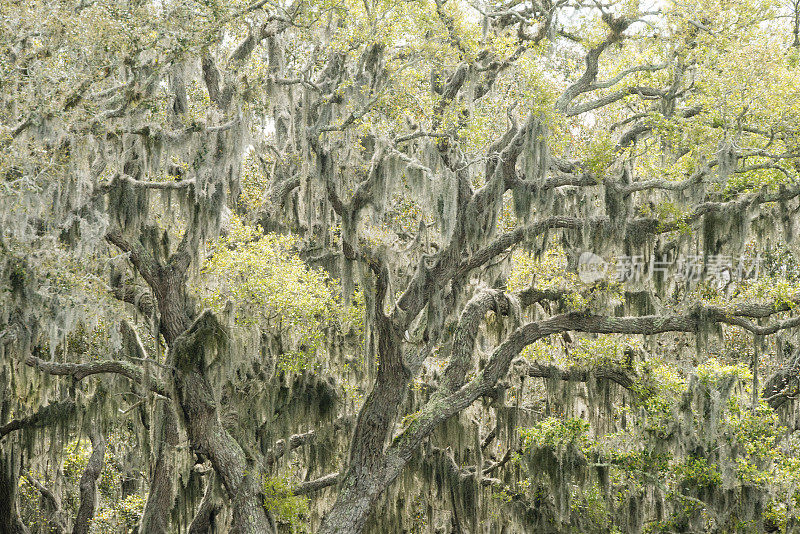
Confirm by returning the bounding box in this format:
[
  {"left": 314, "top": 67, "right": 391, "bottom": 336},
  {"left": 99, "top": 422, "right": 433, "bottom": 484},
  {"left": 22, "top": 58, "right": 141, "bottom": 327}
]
[
  {"left": 319, "top": 321, "right": 407, "bottom": 533},
  {"left": 138, "top": 403, "right": 178, "bottom": 534},
  {"left": 316, "top": 470, "right": 386, "bottom": 534},
  {"left": 72, "top": 432, "right": 106, "bottom": 534},
  {"left": 173, "top": 311, "right": 275, "bottom": 534},
  {"left": 187, "top": 475, "right": 221, "bottom": 534},
  {"left": 109, "top": 224, "right": 276, "bottom": 533},
  {"left": 137, "top": 261, "right": 190, "bottom": 534}
]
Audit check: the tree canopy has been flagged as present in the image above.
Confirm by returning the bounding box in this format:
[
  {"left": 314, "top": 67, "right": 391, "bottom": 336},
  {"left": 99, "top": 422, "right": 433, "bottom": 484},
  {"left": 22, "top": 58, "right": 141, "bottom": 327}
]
[{"left": 4, "top": 0, "right": 800, "bottom": 532}]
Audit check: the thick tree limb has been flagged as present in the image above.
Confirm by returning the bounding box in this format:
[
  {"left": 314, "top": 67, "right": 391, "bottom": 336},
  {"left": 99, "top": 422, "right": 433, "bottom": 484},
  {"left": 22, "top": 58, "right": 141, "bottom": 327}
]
[
  {"left": 138, "top": 401, "right": 179, "bottom": 534},
  {"left": 105, "top": 232, "right": 160, "bottom": 290},
  {"left": 111, "top": 282, "right": 156, "bottom": 317},
  {"left": 763, "top": 350, "right": 800, "bottom": 409},
  {"left": 25, "top": 356, "right": 169, "bottom": 398},
  {"left": 654, "top": 183, "right": 800, "bottom": 234},
  {"left": 91, "top": 174, "right": 195, "bottom": 204},
  {"left": 173, "top": 310, "right": 274, "bottom": 534},
  {"left": 188, "top": 475, "right": 221, "bottom": 534},
  {"left": 520, "top": 360, "right": 638, "bottom": 392},
  {"left": 201, "top": 54, "right": 228, "bottom": 110},
  {"left": 590, "top": 63, "right": 669, "bottom": 91},
  {"left": 115, "top": 175, "right": 196, "bottom": 191},
  {"left": 439, "top": 288, "right": 514, "bottom": 395},
  {"left": 389, "top": 299, "right": 799, "bottom": 462},
  {"left": 0, "top": 401, "right": 77, "bottom": 440},
  {"left": 453, "top": 216, "right": 590, "bottom": 280}
]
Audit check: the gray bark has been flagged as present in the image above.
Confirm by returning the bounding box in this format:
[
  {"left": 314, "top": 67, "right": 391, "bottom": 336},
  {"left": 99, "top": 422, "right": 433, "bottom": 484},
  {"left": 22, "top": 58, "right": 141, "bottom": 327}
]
[
  {"left": 173, "top": 311, "right": 275, "bottom": 534},
  {"left": 187, "top": 475, "right": 221, "bottom": 534},
  {"left": 72, "top": 432, "right": 106, "bottom": 534}
]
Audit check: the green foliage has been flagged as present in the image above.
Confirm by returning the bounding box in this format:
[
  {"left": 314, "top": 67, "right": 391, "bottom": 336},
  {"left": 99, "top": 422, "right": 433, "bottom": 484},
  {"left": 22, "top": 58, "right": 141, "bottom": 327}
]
[
  {"left": 521, "top": 417, "right": 592, "bottom": 453},
  {"left": 261, "top": 475, "right": 310, "bottom": 533},
  {"left": 583, "top": 131, "right": 617, "bottom": 178},
  {"left": 197, "top": 216, "right": 363, "bottom": 369},
  {"left": 276, "top": 350, "right": 314, "bottom": 374},
  {"left": 514, "top": 353, "right": 800, "bottom": 532},
  {"left": 91, "top": 494, "right": 145, "bottom": 534},
  {"left": 20, "top": 433, "right": 145, "bottom": 534},
  {"left": 637, "top": 201, "right": 691, "bottom": 234},
  {"left": 510, "top": 247, "right": 627, "bottom": 320},
  {"left": 239, "top": 153, "right": 272, "bottom": 212},
  {"left": 18, "top": 474, "right": 54, "bottom": 534},
  {"left": 570, "top": 482, "right": 611, "bottom": 531},
  {"left": 696, "top": 358, "right": 751, "bottom": 389},
  {"left": 199, "top": 216, "right": 337, "bottom": 327},
  {"left": 507, "top": 247, "right": 578, "bottom": 293},
  {"left": 672, "top": 457, "right": 721, "bottom": 489},
  {"left": 571, "top": 336, "right": 640, "bottom": 367},
  {"left": 606, "top": 448, "right": 670, "bottom": 482},
  {"left": 62, "top": 440, "right": 92, "bottom": 483}
]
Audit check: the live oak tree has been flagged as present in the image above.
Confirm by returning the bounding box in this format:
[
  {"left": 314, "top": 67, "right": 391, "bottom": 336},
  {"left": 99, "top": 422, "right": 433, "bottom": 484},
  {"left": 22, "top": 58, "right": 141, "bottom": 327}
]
[{"left": 5, "top": 0, "right": 800, "bottom": 532}]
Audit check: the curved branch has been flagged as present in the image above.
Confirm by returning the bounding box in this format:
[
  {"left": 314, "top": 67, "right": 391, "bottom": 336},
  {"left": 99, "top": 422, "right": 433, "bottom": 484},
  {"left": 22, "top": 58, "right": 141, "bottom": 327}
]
[
  {"left": 566, "top": 86, "right": 664, "bottom": 117},
  {"left": 111, "top": 282, "right": 156, "bottom": 317},
  {"left": 25, "top": 356, "right": 169, "bottom": 398},
  {"left": 454, "top": 216, "right": 591, "bottom": 279},
  {"left": 556, "top": 16, "right": 631, "bottom": 113},
  {"left": 590, "top": 63, "right": 669, "bottom": 91},
  {"left": 439, "top": 288, "right": 514, "bottom": 395},
  {"left": 389, "top": 298, "right": 799, "bottom": 462},
  {"left": 105, "top": 231, "right": 160, "bottom": 289},
  {"left": 0, "top": 400, "right": 77, "bottom": 440}
]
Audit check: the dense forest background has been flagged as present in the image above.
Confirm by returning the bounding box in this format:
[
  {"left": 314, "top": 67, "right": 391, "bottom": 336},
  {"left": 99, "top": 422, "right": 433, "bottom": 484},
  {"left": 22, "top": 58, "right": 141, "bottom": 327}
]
[{"left": 4, "top": 0, "right": 800, "bottom": 532}]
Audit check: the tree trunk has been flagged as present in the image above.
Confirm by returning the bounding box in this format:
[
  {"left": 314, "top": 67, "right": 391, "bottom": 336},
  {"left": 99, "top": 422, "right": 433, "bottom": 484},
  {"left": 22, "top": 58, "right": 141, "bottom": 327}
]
[
  {"left": 319, "top": 324, "right": 407, "bottom": 533},
  {"left": 317, "top": 471, "right": 387, "bottom": 534},
  {"left": 173, "top": 312, "right": 274, "bottom": 534},
  {"left": 139, "top": 271, "right": 190, "bottom": 534},
  {"left": 188, "top": 475, "right": 221, "bottom": 534},
  {"left": 72, "top": 432, "right": 106, "bottom": 534},
  {"left": 138, "top": 403, "right": 178, "bottom": 534}
]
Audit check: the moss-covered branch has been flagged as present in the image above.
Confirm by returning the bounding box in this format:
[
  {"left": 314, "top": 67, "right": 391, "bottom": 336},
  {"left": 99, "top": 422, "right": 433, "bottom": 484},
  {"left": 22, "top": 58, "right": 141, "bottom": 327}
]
[
  {"left": 519, "top": 360, "right": 639, "bottom": 392},
  {"left": 0, "top": 401, "right": 77, "bottom": 440},
  {"left": 172, "top": 310, "right": 274, "bottom": 533},
  {"left": 25, "top": 356, "right": 169, "bottom": 398},
  {"left": 388, "top": 299, "right": 800, "bottom": 464}
]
